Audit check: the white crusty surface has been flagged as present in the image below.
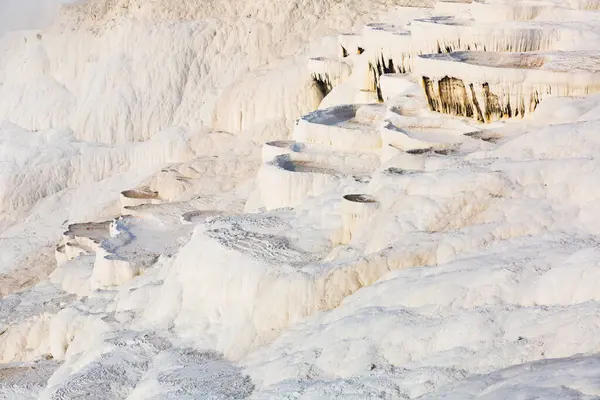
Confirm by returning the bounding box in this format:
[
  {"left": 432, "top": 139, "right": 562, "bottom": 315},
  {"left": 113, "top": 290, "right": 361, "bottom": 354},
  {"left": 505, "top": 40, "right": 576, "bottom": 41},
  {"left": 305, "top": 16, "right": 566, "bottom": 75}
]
[{"left": 1, "top": 0, "right": 600, "bottom": 398}]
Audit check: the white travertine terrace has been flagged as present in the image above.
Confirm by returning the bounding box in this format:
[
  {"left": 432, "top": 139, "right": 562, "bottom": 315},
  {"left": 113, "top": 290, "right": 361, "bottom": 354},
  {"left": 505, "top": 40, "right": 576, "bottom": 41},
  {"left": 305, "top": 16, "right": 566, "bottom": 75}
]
[
  {"left": 410, "top": 16, "right": 563, "bottom": 53},
  {"left": 261, "top": 140, "right": 303, "bottom": 163},
  {"left": 294, "top": 104, "right": 384, "bottom": 150},
  {"left": 145, "top": 151, "right": 260, "bottom": 203},
  {"left": 308, "top": 57, "right": 353, "bottom": 95},
  {"left": 338, "top": 33, "right": 365, "bottom": 58},
  {"left": 418, "top": 51, "right": 600, "bottom": 121},
  {"left": 256, "top": 151, "right": 376, "bottom": 210},
  {"left": 257, "top": 153, "right": 340, "bottom": 210},
  {"left": 379, "top": 72, "right": 417, "bottom": 100},
  {"left": 340, "top": 194, "right": 380, "bottom": 244},
  {"left": 119, "top": 187, "right": 161, "bottom": 214},
  {"left": 319, "top": 0, "right": 600, "bottom": 107},
  {"left": 471, "top": 0, "right": 600, "bottom": 21},
  {"left": 381, "top": 122, "right": 466, "bottom": 152},
  {"left": 363, "top": 23, "right": 413, "bottom": 71},
  {"left": 91, "top": 246, "right": 140, "bottom": 289},
  {"left": 90, "top": 216, "right": 195, "bottom": 289},
  {"left": 1, "top": 0, "right": 600, "bottom": 398},
  {"left": 53, "top": 221, "right": 111, "bottom": 272},
  {"left": 469, "top": 1, "right": 583, "bottom": 22}
]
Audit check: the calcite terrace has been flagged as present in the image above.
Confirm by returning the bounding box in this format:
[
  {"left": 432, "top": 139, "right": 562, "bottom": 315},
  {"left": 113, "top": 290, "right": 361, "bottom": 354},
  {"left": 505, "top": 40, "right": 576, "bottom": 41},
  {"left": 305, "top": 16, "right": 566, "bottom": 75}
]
[{"left": 0, "top": 0, "right": 600, "bottom": 398}]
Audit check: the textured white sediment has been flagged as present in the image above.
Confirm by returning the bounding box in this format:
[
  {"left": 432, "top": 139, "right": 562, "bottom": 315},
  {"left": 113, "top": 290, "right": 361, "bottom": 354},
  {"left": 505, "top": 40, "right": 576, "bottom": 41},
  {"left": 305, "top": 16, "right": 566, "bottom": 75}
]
[{"left": 2, "top": 0, "right": 600, "bottom": 398}]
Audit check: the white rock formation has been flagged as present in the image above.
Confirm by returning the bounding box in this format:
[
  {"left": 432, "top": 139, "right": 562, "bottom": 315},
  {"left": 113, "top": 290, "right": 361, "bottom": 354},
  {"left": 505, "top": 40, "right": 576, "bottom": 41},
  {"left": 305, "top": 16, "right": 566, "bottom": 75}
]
[
  {"left": 411, "top": 16, "right": 564, "bottom": 53},
  {"left": 294, "top": 104, "right": 384, "bottom": 150},
  {"left": 417, "top": 50, "right": 600, "bottom": 121},
  {"left": 257, "top": 153, "right": 343, "bottom": 210},
  {"left": 1, "top": 0, "right": 600, "bottom": 398},
  {"left": 309, "top": 57, "right": 353, "bottom": 95},
  {"left": 119, "top": 188, "right": 161, "bottom": 214},
  {"left": 339, "top": 194, "right": 380, "bottom": 244},
  {"left": 260, "top": 140, "right": 299, "bottom": 163}
]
